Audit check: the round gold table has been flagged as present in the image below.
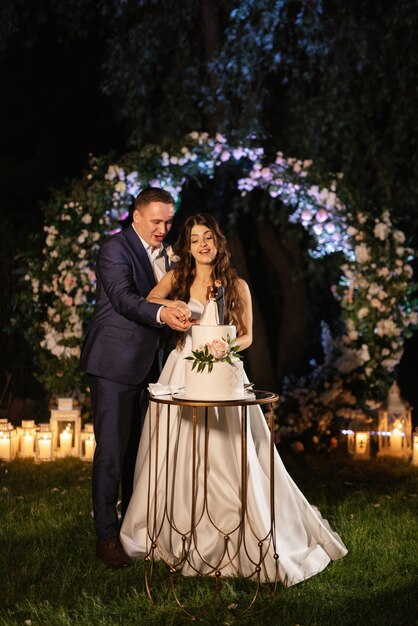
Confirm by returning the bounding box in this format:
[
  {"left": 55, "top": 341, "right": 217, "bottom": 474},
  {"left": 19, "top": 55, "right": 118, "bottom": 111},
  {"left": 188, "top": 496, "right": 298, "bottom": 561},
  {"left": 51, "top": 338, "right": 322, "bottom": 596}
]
[{"left": 144, "top": 390, "right": 280, "bottom": 617}]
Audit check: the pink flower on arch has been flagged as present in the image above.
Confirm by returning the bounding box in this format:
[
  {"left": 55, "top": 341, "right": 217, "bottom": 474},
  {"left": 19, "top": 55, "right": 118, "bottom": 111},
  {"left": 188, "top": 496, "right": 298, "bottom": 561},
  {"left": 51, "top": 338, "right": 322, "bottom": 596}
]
[
  {"left": 316, "top": 209, "right": 329, "bottom": 223},
  {"left": 301, "top": 209, "right": 313, "bottom": 222}
]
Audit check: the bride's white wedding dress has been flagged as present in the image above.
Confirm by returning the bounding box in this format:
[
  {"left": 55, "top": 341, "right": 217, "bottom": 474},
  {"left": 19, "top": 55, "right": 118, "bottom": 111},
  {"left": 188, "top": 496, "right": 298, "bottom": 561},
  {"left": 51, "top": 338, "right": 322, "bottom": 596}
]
[{"left": 120, "top": 299, "right": 347, "bottom": 586}]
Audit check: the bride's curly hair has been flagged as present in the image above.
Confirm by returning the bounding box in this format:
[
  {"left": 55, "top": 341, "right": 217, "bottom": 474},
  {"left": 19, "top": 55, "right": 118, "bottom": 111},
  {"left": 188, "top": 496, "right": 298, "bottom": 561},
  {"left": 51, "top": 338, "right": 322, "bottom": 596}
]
[{"left": 170, "top": 213, "right": 246, "bottom": 335}]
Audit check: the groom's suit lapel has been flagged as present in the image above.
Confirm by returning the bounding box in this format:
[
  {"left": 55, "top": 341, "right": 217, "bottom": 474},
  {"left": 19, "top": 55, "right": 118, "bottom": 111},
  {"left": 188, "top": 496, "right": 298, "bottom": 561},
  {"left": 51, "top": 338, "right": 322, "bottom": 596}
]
[{"left": 123, "top": 225, "right": 156, "bottom": 288}]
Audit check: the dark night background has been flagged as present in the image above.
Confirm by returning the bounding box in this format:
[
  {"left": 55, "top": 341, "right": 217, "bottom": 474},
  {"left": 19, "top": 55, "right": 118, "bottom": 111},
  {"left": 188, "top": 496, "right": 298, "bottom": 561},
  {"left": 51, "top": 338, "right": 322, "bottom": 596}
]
[
  {"left": 0, "top": 1, "right": 125, "bottom": 408},
  {"left": 1, "top": 0, "right": 418, "bottom": 420}
]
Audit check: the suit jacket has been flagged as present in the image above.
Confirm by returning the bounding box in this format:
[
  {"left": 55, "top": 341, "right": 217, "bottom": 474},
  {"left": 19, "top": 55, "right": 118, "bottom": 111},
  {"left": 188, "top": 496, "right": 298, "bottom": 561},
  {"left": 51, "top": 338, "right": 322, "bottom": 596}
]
[{"left": 79, "top": 225, "right": 165, "bottom": 386}]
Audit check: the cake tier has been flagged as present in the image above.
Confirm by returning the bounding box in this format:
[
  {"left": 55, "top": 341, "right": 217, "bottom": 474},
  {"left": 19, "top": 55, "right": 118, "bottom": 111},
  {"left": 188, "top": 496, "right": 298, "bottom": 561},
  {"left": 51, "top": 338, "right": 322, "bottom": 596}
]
[
  {"left": 192, "top": 325, "right": 236, "bottom": 351},
  {"left": 184, "top": 359, "right": 244, "bottom": 401}
]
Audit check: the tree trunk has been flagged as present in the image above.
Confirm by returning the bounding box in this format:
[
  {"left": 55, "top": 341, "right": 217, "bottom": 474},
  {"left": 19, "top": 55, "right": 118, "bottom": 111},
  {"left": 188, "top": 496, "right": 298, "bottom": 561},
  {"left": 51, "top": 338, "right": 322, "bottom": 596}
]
[
  {"left": 229, "top": 233, "right": 276, "bottom": 390},
  {"left": 256, "top": 221, "right": 309, "bottom": 383}
]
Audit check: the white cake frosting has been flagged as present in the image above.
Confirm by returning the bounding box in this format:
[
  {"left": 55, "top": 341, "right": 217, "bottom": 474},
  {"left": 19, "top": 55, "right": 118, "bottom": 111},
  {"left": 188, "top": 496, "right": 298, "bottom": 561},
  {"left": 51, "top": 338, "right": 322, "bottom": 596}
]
[
  {"left": 185, "top": 359, "right": 244, "bottom": 400},
  {"left": 184, "top": 324, "right": 244, "bottom": 400}
]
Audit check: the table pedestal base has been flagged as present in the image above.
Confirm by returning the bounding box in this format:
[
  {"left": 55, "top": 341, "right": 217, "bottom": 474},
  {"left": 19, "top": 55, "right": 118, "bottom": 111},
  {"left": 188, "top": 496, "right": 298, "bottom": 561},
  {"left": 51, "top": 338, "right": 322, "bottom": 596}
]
[{"left": 145, "top": 391, "right": 279, "bottom": 617}]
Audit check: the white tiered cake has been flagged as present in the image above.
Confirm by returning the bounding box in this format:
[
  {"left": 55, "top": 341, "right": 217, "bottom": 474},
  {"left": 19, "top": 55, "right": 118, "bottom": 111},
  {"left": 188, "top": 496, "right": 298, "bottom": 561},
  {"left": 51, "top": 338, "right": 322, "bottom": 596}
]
[
  {"left": 184, "top": 324, "right": 244, "bottom": 400},
  {"left": 181, "top": 291, "right": 245, "bottom": 400}
]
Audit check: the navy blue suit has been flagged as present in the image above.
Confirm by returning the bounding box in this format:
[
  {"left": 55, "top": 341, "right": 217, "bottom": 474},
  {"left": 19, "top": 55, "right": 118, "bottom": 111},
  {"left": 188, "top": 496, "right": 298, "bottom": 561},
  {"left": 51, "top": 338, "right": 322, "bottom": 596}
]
[{"left": 80, "top": 225, "right": 166, "bottom": 539}]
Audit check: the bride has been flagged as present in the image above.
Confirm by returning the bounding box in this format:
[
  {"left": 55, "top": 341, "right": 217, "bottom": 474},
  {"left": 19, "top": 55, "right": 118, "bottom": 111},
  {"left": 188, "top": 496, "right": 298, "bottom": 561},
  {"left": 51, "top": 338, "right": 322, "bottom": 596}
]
[{"left": 120, "top": 213, "right": 347, "bottom": 585}]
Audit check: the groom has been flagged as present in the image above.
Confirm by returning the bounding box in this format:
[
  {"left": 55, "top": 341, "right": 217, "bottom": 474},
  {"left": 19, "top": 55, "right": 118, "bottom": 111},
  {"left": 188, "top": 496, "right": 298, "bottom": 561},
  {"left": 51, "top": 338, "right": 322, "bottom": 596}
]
[{"left": 80, "top": 187, "right": 190, "bottom": 569}]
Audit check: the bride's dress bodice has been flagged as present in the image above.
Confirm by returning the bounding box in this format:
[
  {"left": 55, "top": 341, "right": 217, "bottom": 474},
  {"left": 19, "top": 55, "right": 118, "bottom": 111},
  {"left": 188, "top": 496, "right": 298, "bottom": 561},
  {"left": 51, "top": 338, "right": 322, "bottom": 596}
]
[{"left": 188, "top": 298, "right": 205, "bottom": 320}]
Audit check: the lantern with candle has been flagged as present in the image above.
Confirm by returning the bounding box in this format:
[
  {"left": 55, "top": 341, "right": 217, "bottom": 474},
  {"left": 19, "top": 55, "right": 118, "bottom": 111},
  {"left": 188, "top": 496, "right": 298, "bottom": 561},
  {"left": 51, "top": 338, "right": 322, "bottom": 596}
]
[
  {"left": 0, "top": 422, "right": 17, "bottom": 461},
  {"left": 80, "top": 423, "right": 95, "bottom": 461},
  {"left": 36, "top": 424, "right": 53, "bottom": 462},
  {"left": 0, "top": 418, "right": 18, "bottom": 457},
  {"left": 17, "top": 420, "right": 36, "bottom": 458},
  {"left": 377, "top": 382, "right": 412, "bottom": 459},
  {"left": 50, "top": 406, "right": 81, "bottom": 457},
  {"left": 412, "top": 428, "right": 418, "bottom": 467},
  {"left": 347, "top": 410, "right": 372, "bottom": 460}
]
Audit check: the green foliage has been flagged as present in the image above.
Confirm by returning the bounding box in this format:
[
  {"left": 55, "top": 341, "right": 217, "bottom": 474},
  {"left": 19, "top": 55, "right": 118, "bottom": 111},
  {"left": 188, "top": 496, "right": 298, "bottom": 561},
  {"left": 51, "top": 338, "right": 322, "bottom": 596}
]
[
  {"left": 99, "top": 0, "right": 418, "bottom": 234},
  {"left": 280, "top": 0, "right": 418, "bottom": 230},
  {"left": 102, "top": 0, "right": 209, "bottom": 143},
  {"left": 100, "top": 0, "right": 325, "bottom": 144},
  {"left": 207, "top": 0, "right": 324, "bottom": 138},
  {"left": 0, "top": 456, "right": 417, "bottom": 625},
  {"left": 185, "top": 335, "right": 242, "bottom": 373},
  {"left": 0, "top": 0, "right": 108, "bottom": 54}
]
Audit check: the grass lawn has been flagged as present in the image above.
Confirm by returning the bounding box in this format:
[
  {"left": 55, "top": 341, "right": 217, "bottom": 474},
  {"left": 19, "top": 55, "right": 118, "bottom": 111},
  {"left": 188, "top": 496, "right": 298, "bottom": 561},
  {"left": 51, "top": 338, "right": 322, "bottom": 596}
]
[{"left": 0, "top": 452, "right": 417, "bottom": 625}]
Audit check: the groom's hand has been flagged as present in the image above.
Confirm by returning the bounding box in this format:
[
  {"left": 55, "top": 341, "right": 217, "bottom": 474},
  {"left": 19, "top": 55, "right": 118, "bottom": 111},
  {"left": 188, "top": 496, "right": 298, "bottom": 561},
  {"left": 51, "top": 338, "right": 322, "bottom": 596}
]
[
  {"left": 173, "top": 300, "right": 191, "bottom": 318},
  {"left": 160, "top": 306, "right": 192, "bottom": 332}
]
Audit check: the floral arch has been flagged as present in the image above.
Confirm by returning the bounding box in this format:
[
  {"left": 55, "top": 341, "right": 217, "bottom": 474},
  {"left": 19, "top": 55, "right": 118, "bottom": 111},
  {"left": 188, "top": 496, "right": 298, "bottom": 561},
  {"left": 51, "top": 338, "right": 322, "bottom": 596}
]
[{"left": 16, "top": 133, "right": 417, "bottom": 430}]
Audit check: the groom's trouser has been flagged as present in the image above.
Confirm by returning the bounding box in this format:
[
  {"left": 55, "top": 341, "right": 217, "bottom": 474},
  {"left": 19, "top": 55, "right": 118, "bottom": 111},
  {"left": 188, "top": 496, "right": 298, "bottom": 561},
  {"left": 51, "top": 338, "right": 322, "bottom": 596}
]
[{"left": 88, "top": 375, "right": 149, "bottom": 540}]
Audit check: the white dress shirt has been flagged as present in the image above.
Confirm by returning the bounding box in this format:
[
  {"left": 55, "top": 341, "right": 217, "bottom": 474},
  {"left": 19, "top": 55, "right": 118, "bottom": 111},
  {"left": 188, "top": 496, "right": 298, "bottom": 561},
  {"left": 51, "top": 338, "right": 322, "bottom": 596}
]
[{"left": 132, "top": 224, "right": 165, "bottom": 324}]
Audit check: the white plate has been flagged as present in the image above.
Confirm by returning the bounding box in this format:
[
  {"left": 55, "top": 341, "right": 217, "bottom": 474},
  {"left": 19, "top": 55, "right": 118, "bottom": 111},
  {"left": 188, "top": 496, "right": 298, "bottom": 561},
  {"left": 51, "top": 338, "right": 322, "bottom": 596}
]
[{"left": 171, "top": 391, "right": 256, "bottom": 402}]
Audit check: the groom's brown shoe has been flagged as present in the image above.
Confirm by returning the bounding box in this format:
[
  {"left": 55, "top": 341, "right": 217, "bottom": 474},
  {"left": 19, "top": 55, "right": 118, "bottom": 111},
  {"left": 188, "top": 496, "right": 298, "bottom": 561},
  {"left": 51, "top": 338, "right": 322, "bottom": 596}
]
[{"left": 96, "top": 537, "right": 131, "bottom": 569}]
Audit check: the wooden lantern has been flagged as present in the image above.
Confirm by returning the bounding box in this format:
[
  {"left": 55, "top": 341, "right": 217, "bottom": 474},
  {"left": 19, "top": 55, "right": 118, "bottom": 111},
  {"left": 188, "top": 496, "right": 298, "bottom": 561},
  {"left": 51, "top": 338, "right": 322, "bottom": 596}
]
[
  {"left": 347, "top": 410, "right": 372, "bottom": 460},
  {"left": 412, "top": 429, "right": 418, "bottom": 467},
  {"left": 17, "top": 420, "right": 36, "bottom": 458},
  {"left": 50, "top": 407, "right": 81, "bottom": 457},
  {"left": 377, "top": 382, "right": 412, "bottom": 459}
]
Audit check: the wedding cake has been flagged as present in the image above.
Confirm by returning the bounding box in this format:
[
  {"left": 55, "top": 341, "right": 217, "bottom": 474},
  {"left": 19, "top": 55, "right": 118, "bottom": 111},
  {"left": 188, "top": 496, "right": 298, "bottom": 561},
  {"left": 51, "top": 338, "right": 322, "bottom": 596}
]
[{"left": 183, "top": 292, "right": 245, "bottom": 401}]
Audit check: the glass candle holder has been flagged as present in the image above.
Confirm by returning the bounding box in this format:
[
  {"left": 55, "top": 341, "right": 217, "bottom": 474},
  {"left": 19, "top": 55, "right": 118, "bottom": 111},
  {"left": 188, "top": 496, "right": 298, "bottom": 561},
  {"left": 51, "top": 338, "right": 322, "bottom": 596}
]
[
  {"left": 36, "top": 424, "right": 53, "bottom": 462},
  {"left": 17, "top": 420, "right": 36, "bottom": 458},
  {"left": 80, "top": 423, "right": 96, "bottom": 461},
  {"left": 0, "top": 423, "right": 17, "bottom": 461},
  {"left": 59, "top": 423, "right": 73, "bottom": 457},
  {"left": 412, "top": 430, "right": 418, "bottom": 467}
]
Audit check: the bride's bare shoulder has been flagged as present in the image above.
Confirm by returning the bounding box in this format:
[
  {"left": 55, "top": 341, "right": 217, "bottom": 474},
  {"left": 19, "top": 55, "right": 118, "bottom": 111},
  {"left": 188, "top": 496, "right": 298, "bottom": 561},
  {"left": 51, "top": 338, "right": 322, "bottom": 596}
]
[{"left": 237, "top": 278, "right": 250, "bottom": 293}]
